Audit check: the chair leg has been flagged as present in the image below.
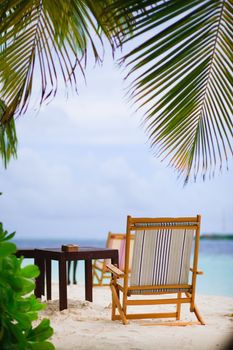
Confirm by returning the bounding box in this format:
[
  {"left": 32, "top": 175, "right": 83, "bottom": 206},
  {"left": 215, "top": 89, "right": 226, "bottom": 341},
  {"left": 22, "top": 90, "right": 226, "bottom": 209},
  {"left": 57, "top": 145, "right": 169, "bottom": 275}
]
[
  {"left": 123, "top": 292, "right": 127, "bottom": 316},
  {"left": 186, "top": 292, "right": 205, "bottom": 325},
  {"left": 111, "top": 283, "right": 121, "bottom": 320},
  {"left": 110, "top": 284, "right": 129, "bottom": 325},
  {"left": 176, "top": 292, "right": 181, "bottom": 320},
  {"left": 99, "top": 271, "right": 103, "bottom": 286},
  {"left": 193, "top": 304, "right": 205, "bottom": 325},
  {"left": 111, "top": 287, "right": 116, "bottom": 321}
]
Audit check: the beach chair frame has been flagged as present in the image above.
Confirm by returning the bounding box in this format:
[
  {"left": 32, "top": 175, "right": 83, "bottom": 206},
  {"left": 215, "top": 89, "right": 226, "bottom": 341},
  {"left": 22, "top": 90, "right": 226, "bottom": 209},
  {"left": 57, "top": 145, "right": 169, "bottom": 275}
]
[
  {"left": 92, "top": 232, "right": 134, "bottom": 286},
  {"left": 107, "top": 215, "right": 205, "bottom": 325}
]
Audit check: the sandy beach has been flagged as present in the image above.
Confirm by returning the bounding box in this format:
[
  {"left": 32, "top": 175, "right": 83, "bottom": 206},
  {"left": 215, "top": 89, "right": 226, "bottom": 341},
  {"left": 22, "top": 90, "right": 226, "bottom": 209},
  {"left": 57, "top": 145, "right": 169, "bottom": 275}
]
[{"left": 38, "top": 283, "right": 233, "bottom": 350}]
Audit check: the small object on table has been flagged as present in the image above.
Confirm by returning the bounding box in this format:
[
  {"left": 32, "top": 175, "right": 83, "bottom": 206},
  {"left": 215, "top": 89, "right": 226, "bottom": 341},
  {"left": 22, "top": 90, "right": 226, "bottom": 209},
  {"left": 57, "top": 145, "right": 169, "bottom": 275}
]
[{"left": 61, "top": 244, "right": 79, "bottom": 252}]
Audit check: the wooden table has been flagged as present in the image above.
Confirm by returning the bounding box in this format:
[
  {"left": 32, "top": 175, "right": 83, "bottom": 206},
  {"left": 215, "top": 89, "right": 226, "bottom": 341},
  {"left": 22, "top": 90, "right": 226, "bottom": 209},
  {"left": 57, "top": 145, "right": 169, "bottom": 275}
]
[
  {"left": 16, "top": 248, "right": 45, "bottom": 296},
  {"left": 34, "top": 247, "right": 118, "bottom": 310},
  {"left": 16, "top": 249, "right": 36, "bottom": 259}
]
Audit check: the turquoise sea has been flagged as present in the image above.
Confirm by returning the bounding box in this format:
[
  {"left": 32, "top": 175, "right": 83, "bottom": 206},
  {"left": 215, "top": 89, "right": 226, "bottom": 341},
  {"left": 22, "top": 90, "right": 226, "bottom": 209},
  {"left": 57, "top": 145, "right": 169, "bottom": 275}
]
[{"left": 14, "top": 237, "right": 233, "bottom": 298}]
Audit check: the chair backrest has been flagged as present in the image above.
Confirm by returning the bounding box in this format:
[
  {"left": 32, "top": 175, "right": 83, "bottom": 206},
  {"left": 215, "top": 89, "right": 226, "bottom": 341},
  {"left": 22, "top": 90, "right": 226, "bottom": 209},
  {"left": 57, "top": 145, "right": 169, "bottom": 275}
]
[
  {"left": 124, "top": 216, "right": 201, "bottom": 291},
  {"left": 107, "top": 232, "right": 134, "bottom": 271}
]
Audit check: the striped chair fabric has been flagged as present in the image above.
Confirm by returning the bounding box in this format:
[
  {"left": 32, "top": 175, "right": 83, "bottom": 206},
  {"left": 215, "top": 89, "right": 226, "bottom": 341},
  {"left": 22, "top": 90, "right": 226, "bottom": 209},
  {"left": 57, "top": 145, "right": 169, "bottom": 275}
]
[{"left": 130, "top": 227, "right": 194, "bottom": 293}]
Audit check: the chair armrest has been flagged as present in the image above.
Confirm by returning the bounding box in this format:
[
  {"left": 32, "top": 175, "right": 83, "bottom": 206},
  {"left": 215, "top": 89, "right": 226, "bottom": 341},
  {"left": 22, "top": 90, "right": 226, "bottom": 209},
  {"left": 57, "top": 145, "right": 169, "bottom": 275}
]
[
  {"left": 190, "top": 267, "right": 204, "bottom": 275},
  {"left": 106, "top": 263, "right": 125, "bottom": 278}
]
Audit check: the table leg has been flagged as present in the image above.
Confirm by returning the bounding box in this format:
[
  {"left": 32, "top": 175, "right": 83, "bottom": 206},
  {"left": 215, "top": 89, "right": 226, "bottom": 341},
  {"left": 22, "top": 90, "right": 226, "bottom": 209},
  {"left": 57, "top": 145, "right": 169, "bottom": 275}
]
[
  {"left": 67, "top": 260, "right": 71, "bottom": 285},
  {"left": 85, "top": 259, "right": 92, "bottom": 302},
  {"left": 46, "top": 258, "right": 52, "bottom": 300},
  {"left": 59, "top": 257, "right": 67, "bottom": 310},
  {"left": 111, "top": 252, "right": 118, "bottom": 267},
  {"left": 73, "top": 260, "right": 77, "bottom": 284},
  {"left": 34, "top": 254, "right": 45, "bottom": 298},
  {"left": 111, "top": 252, "right": 119, "bottom": 298}
]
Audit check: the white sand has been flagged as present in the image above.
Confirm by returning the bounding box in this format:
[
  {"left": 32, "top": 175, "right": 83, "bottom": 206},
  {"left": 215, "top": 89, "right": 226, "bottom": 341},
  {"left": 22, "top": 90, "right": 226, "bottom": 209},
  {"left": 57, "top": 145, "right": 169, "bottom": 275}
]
[{"left": 38, "top": 283, "right": 233, "bottom": 350}]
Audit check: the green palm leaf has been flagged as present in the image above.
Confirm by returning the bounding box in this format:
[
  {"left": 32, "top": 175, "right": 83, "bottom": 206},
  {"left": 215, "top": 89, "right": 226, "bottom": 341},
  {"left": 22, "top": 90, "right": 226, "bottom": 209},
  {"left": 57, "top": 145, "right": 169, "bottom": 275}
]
[
  {"left": 0, "top": 0, "right": 122, "bottom": 124},
  {"left": 0, "top": 98, "right": 17, "bottom": 167},
  {"left": 111, "top": 0, "right": 233, "bottom": 182},
  {"left": 0, "top": 0, "right": 128, "bottom": 165}
]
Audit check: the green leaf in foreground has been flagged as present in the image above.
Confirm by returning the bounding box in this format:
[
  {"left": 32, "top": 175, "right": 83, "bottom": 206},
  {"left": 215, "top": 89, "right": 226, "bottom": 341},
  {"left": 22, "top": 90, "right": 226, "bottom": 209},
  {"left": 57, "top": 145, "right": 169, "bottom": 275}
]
[
  {"left": 0, "top": 242, "right": 16, "bottom": 256},
  {"left": 28, "top": 319, "right": 54, "bottom": 342},
  {"left": 0, "top": 223, "right": 54, "bottom": 350}
]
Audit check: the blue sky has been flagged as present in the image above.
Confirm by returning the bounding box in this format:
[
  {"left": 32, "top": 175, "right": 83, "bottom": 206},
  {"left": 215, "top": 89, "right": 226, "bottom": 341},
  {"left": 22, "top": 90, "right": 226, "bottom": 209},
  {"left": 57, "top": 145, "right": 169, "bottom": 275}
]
[{"left": 0, "top": 49, "right": 232, "bottom": 239}]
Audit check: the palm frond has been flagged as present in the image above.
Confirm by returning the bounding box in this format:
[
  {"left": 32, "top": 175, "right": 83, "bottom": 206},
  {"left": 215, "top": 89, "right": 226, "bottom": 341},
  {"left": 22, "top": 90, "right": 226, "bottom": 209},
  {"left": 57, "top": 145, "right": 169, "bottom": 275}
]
[
  {"left": 0, "top": 0, "right": 123, "bottom": 125},
  {"left": 0, "top": 99, "right": 17, "bottom": 167},
  {"left": 0, "top": 0, "right": 132, "bottom": 166},
  {"left": 111, "top": 0, "right": 233, "bottom": 182}
]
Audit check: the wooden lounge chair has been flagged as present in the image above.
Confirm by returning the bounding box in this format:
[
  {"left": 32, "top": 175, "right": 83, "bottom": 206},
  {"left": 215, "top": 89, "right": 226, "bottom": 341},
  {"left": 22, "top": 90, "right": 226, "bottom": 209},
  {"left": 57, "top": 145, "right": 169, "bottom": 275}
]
[
  {"left": 106, "top": 215, "right": 205, "bottom": 326},
  {"left": 92, "top": 232, "right": 134, "bottom": 286}
]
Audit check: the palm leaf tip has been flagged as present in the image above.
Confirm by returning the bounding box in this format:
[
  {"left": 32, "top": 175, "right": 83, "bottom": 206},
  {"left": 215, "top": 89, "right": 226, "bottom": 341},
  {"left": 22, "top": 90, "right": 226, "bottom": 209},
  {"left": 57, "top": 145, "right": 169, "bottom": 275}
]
[{"left": 118, "top": 0, "right": 233, "bottom": 182}]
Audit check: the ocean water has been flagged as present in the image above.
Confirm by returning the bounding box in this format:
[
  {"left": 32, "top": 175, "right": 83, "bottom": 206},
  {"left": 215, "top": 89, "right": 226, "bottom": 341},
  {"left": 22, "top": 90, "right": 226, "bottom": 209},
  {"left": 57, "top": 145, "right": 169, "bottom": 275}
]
[{"left": 14, "top": 237, "right": 233, "bottom": 298}]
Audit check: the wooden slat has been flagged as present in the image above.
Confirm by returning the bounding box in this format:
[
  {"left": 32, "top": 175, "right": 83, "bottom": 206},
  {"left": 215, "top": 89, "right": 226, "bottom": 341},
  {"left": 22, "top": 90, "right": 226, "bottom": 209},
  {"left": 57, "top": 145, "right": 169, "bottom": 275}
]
[
  {"left": 128, "top": 284, "right": 191, "bottom": 291},
  {"left": 106, "top": 263, "right": 124, "bottom": 277},
  {"left": 110, "top": 233, "right": 134, "bottom": 240},
  {"left": 117, "top": 284, "right": 124, "bottom": 292},
  {"left": 128, "top": 290, "right": 190, "bottom": 296},
  {"left": 130, "top": 217, "right": 198, "bottom": 223},
  {"left": 131, "top": 225, "right": 198, "bottom": 231},
  {"left": 141, "top": 321, "right": 201, "bottom": 326},
  {"left": 114, "top": 312, "right": 177, "bottom": 320},
  {"left": 129, "top": 215, "right": 199, "bottom": 231},
  {"left": 190, "top": 267, "right": 204, "bottom": 275},
  {"left": 126, "top": 298, "right": 191, "bottom": 305}
]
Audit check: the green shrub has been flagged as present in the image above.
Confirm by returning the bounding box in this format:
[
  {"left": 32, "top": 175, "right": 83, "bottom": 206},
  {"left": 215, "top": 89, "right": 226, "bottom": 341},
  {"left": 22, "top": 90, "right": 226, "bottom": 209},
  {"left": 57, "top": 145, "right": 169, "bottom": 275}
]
[{"left": 0, "top": 223, "right": 55, "bottom": 350}]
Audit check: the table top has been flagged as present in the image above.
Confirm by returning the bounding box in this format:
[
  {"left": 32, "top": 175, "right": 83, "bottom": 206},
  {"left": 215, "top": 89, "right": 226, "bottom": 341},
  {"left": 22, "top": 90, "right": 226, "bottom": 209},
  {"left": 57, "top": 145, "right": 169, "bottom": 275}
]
[
  {"left": 34, "top": 247, "right": 119, "bottom": 260},
  {"left": 36, "top": 247, "right": 114, "bottom": 252},
  {"left": 16, "top": 249, "right": 36, "bottom": 258}
]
